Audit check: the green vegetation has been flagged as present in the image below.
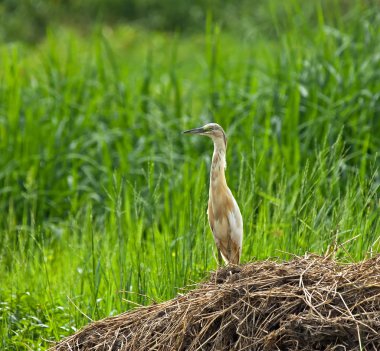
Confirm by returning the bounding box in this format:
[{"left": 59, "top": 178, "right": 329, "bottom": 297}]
[{"left": 0, "top": 0, "right": 379, "bottom": 349}]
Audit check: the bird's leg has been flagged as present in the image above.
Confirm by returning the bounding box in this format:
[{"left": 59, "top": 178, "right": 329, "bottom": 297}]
[
  {"left": 217, "top": 248, "right": 224, "bottom": 266},
  {"left": 227, "top": 237, "right": 232, "bottom": 264}
]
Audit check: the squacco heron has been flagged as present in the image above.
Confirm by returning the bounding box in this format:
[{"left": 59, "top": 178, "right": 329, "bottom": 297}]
[{"left": 183, "top": 123, "right": 243, "bottom": 265}]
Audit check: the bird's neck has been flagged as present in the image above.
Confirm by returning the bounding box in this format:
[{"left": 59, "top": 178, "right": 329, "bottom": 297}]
[{"left": 210, "top": 141, "right": 227, "bottom": 186}]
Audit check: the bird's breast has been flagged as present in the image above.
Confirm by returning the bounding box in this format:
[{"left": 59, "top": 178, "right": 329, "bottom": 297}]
[{"left": 208, "top": 176, "right": 243, "bottom": 237}]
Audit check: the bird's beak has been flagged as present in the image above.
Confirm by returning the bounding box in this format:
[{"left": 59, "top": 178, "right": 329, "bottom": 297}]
[{"left": 182, "top": 127, "right": 205, "bottom": 135}]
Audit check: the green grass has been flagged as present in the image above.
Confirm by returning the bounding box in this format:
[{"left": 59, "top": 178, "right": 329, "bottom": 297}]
[{"left": 1, "top": 1, "right": 379, "bottom": 349}]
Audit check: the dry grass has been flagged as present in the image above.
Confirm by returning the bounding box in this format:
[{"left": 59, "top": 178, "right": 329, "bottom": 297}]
[{"left": 52, "top": 254, "right": 380, "bottom": 351}]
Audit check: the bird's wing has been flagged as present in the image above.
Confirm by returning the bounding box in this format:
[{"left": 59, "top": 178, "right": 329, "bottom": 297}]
[
  {"left": 210, "top": 207, "right": 243, "bottom": 264},
  {"left": 227, "top": 195, "right": 243, "bottom": 248},
  {"left": 217, "top": 228, "right": 241, "bottom": 264},
  {"left": 208, "top": 187, "right": 243, "bottom": 264}
]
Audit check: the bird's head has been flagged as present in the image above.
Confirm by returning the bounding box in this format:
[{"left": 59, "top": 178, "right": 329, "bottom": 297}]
[{"left": 183, "top": 123, "right": 227, "bottom": 148}]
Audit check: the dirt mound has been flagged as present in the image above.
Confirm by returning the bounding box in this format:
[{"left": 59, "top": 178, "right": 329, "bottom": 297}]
[{"left": 52, "top": 255, "right": 380, "bottom": 351}]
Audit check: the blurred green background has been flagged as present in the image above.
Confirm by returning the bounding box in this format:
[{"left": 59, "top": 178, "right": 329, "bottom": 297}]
[
  {"left": 1, "top": 0, "right": 377, "bottom": 43},
  {"left": 0, "top": 0, "right": 379, "bottom": 349}
]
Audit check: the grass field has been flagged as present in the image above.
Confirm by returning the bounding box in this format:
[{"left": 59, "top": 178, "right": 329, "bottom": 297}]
[{"left": 0, "top": 1, "right": 379, "bottom": 349}]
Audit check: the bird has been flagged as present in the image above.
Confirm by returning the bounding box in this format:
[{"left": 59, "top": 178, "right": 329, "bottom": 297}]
[{"left": 183, "top": 123, "right": 243, "bottom": 265}]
